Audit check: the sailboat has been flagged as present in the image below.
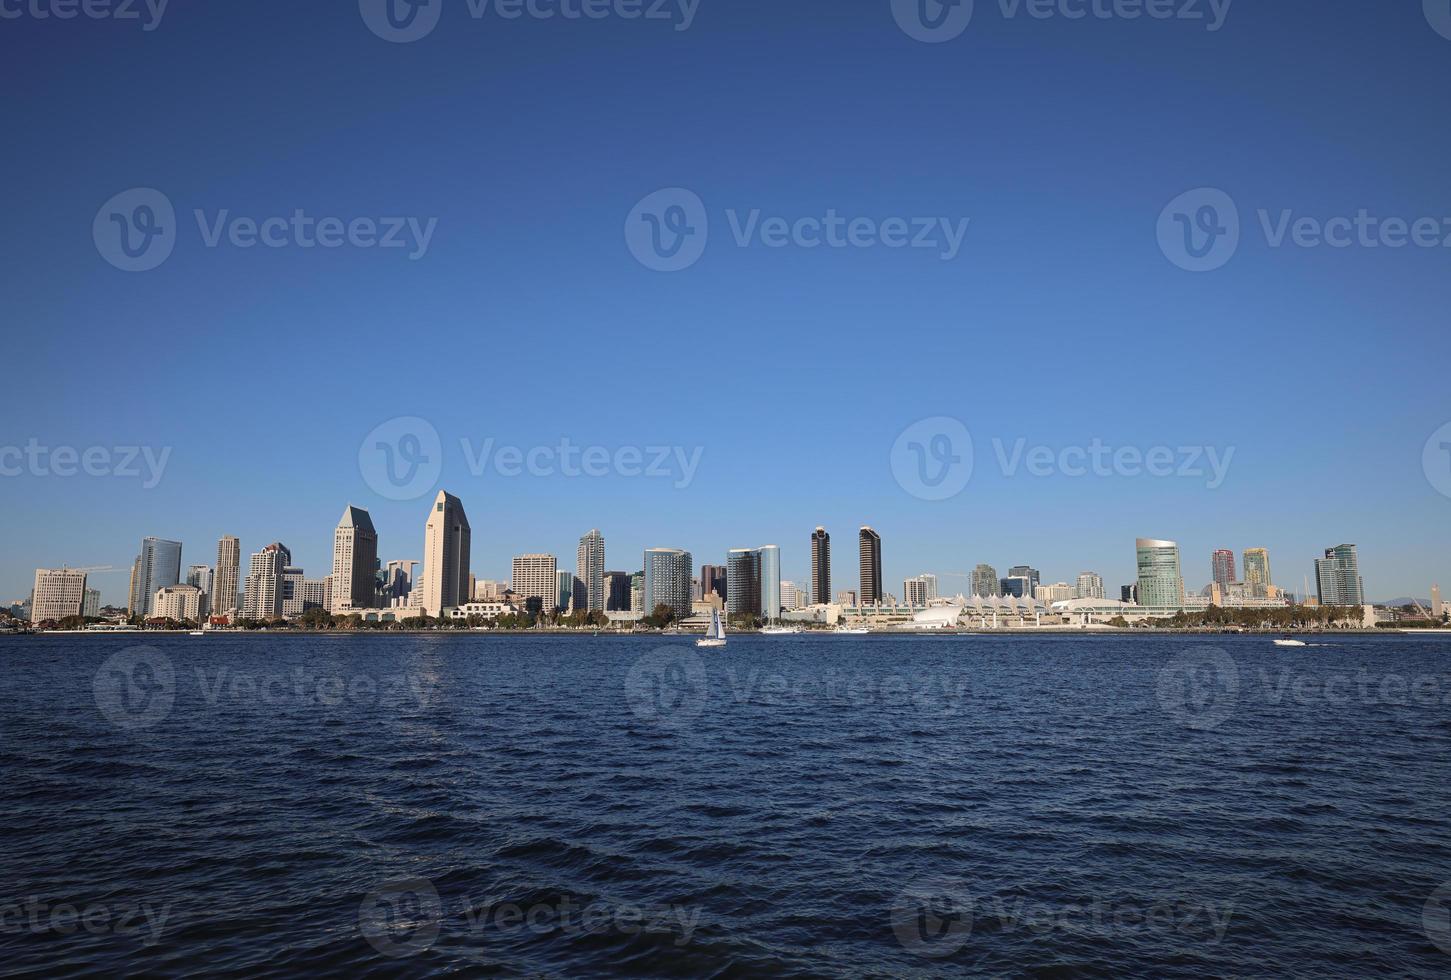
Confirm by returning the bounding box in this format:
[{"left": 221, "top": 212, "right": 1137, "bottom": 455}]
[{"left": 697, "top": 608, "right": 726, "bottom": 648}]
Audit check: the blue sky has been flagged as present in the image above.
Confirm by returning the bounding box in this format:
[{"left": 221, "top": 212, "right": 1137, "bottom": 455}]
[{"left": 2, "top": 0, "right": 1449, "bottom": 604}]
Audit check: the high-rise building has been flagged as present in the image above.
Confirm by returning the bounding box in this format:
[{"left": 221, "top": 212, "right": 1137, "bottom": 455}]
[
  {"left": 128, "top": 537, "right": 182, "bottom": 617},
  {"left": 1008, "top": 565, "right": 1040, "bottom": 596},
  {"left": 30, "top": 568, "right": 87, "bottom": 622},
  {"left": 214, "top": 535, "right": 241, "bottom": 618},
  {"left": 1243, "top": 548, "right": 1273, "bottom": 599},
  {"left": 726, "top": 549, "right": 760, "bottom": 617},
  {"left": 1000, "top": 575, "right": 1032, "bottom": 599},
  {"left": 187, "top": 564, "right": 213, "bottom": 596},
  {"left": 82, "top": 588, "right": 100, "bottom": 618},
  {"left": 154, "top": 585, "right": 205, "bottom": 622},
  {"left": 422, "top": 491, "right": 471, "bottom": 616},
  {"left": 1122, "top": 583, "right": 1138, "bottom": 603},
  {"left": 513, "top": 554, "right": 559, "bottom": 610},
  {"left": 1432, "top": 584, "right": 1444, "bottom": 620},
  {"left": 858, "top": 526, "right": 883, "bottom": 606},
  {"left": 972, "top": 564, "right": 999, "bottom": 598},
  {"left": 301, "top": 578, "right": 329, "bottom": 612},
  {"left": 604, "top": 570, "right": 633, "bottom": 612},
  {"left": 643, "top": 547, "right": 693, "bottom": 618},
  {"left": 1211, "top": 550, "right": 1236, "bottom": 592},
  {"left": 331, "top": 505, "right": 379, "bottom": 613},
  {"left": 810, "top": 527, "right": 831, "bottom": 605},
  {"left": 903, "top": 575, "right": 932, "bottom": 606},
  {"left": 1136, "top": 538, "right": 1185, "bottom": 609},
  {"left": 1075, "top": 571, "right": 1105, "bottom": 600},
  {"left": 700, "top": 564, "right": 727, "bottom": 603},
  {"left": 630, "top": 571, "right": 644, "bottom": 613},
  {"left": 780, "top": 581, "right": 805, "bottom": 611},
  {"left": 1036, "top": 582, "right": 1074, "bottom": 603},
  {"left": 282, "top": 567, "right": 306, "bottom": 617},
  {"left": 1315, "top": 544, "right": 1364, "bottom": 607},
  {"left": 836, "top": 590, "right": 857, "bottom": 606},
  {"left": 577, "top": 529, "right": 605, "bottom": 612},
  {"left": 556, "top": 569, "right": 576, "bottom": 612},
  {"left": 242, "top": 543, "right": 289, "bottom": 620}
]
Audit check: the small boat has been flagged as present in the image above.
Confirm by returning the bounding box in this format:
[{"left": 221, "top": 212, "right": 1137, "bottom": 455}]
[
  {"left": 696, "top": 608, "right": 726, "bottom": 648},
  {"left": 189, "top": 630, "right": 205, "bottom": 636},
  {"left": 834, "top": 626, "right": 868, "bottom": 635},
  {"left": 761, "top": 626, "right": 800, "bottom": 635},
  {"left": 1272, "top": 636, "right": 1307, "bottom": 647}
]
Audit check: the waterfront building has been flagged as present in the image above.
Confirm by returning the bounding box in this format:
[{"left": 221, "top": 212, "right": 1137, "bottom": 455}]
[
  {"left": 1036, "top": 582, "right": 1075, "bottom": 603},
  {"left": 1121, "top": 583, "right": 1138, "bottom": 603},
  {"left": 1008, "top": 565, "right": 1041, "bottom": 596},
  {"left": 727, "top": 548, "right": 759, "bottom": 616},
  {"left": 31, "top": 568, "right": 87, "bottom": 622},
  {"left": 556, "top": 570, "right": 584, "bottom": 612},
  {"left": 780, "top": 581, "right": 805, "bottom": 611},
  {"left": 701, "top": 564, "right": 727, "bottom": 603},
  {"left": 972, "top": 564, "right": 999, "bottom": 598},
  {"left": 1243, "top": 547, "right": 1273, "bottom": 598},
  {"left": 282, "top": 567, "right": 305, "bottom": 617},
  {"left": 187, "top": 564, "right": 213, "bottom": 596},
  {"left": 1075, "top": 571, "right": 1105, "bottom": 600},
  {"left": 473, "top": 578, "right": 502, "bottom": 601},
  {"left": 903, "top": 575, "right": 930, "bottom": 607},
  {"left": 512, "top": 554, "right": 559, "bottom": 610},
  {"left": 1433, "top": 584, "right": 1444, "bottom": 619},
  {"left": 643, "top": 548, "right": 693, "bottom": 618},
  {"left": 128, "top": 537, "right": 182, "bottom": 618},
  {"left": 422, "top": 491, "right": 471, "bottom": 616},
  {"left": 153, "top": 584, "right": 205, "bottom": 621},
  {"left": 330, "top": 505, "right": 379, "bottom": 613},
  {"left": 242, "top": 543, "right": 289, "bottom": 620},
  {"left": 604, "top": 571, "right": 633, "bottom": 612},
  {"left": 577, "top": 529, "right": 605, "bottom": 611},
  {"left": 82, "top": 588, "right": 100, "bottom": 618},
  {"left": 385, "top": 560, "right": 419, "bottom": 604},
  {"left": 810, "top": 527, "right": 831, "bottom": 605},
  {"left": 1315, "top": 544, "right": 1364, "bottom": 606},
  {"left": 1212, "top": 550, "right": 1236, "bottom": 591},
  {"left": 1000, "top": 575, "right": 1032, "bottom": 599},
  {"left": 630, "top": 572, "right": 644, "bottom": 614},
  {"left": 859, "top": 527, "right": 883, "bottom": 606},
  {"left": 302, "top": 578, "right": 329, "bottom": 612},
  {"left": 1135, "top": 538, "right": 1185, "bottom": 609},
  {"left": 214, "top": 535, "right": 241, "bottom": 618},
  {"left": 836, "top": 590, "right": 857, "bottom": 606}
]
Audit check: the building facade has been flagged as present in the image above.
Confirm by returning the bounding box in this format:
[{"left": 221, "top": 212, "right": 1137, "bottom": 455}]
[
  {"left": 643, "top": 547, "right": 693, "bottom": 618},
  {"left": 972, "top": 564, "right": 999, "bottom": 598},
  {"left": 810, "top": 527, "right": 831, "bottom": 605},
  {"left": 213, "top": 535, "right": 241, "bottom": 618},
  {"left": 422, "top": 491, "right": 471, "bottom": 616},
  {"left": 153, "top": 584, "right": 205, "bottom": 622},
  {"left": 128, "top": 537, "right": 182, "bottom": 618},
  {"left": 604, "top": 570, "right": 633, "bottom": 612},
  {"left": 331, "top": 505, "right": 379, "bottom": 613},
  {"left": 858, "top": 526, "right": 882, "bottom": 606},
  {"left": 1211, "top": 550, "right": 1236, "bottom": 592},
  {"left": 242, "top": 543, "right": 289, "bottom": 620},
  {"left": 1135, "top": 538, "right": 1185, "bottom": 609},
  {"left": 31, "top": 568, "right": 87, "bottom": 622},
  {"left": 1315, "top": 544, "right": 1364, "bottom": 606},
  {"left": 1075, "top": 571, "right": 1105, "bottom": 600},
  {"left": 512, "top": 554, "right": 559, "bottom": 611},
  {"left": 1243, "top": 547, "right": 1273, "bottom": 598},
  {"left": 700, "top": 564, "right": 727, "bottom": 603},
  {"left": 577, "top": 529, "right": 606, "bottom": 612}
]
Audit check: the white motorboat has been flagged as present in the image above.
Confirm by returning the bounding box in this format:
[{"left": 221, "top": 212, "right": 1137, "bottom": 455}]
[
  {"left": 697, "top": 608, "right": 726, "bottom": 648},
  {"left": 760, "top": 626, "right": 800, "bottom": 635},
  {"left": 833, "top": 627, "right": 868, "bottom": 635},
  {"left": 1272, "top": 636, "right": 1307, "bottom": 647}
]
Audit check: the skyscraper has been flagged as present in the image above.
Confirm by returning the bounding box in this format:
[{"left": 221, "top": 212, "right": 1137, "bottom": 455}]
[
  {"left": 82, "top": 588, "right": 100, "bottom": 618},
  {"left": 1315, "top": 544, "right": 1364, "bottom": 607},
  {"left": 1075, "top": 571, "right": 1105, "bottom": 600},
  {"left": 1008, "top": 565, "right": 1040, "bottom": 596},
  {"left": 810, "top": 527, "right": 831, "bottom": 605},
  {"left": 999, "top": 575, "right": 1032, "bottom": 599},
  {"left": 187, "top": 564, "right": 213, "bottom": 596},
  {"left": 972, "top": 564, "right": 999, "bottom": 598},
  {"left": 903, "top": 575, "right": 931, "bottom": 606},
  {"left": 556, "top": 569, "right": 576, "bottom": 612},
  {"left": 331, "top": 505, "right": 379, "bottom": 613},
  {"left": 1211, "top": 550, "right": 1236, "bottom": 592},
  {"left": 643, "top": 547, "right": 693, "bottom": 618},
  {"left": 422, "top": 490, "right": 471, "bottom": 616},
  {"left": 1433, "top": 584, "right": 1444, "bottom": 620},
  {"left": 727, "top": 548, "right": 761, "bottom": 617},
  {"left": 214, "top": 535, "right": 240, "bottom": 618},
  {"left": 383, "top": 560, "right": 418, "bottom": 605},
  {"left": 242, "top": 543, "right": 289, "bottom": 620},
  {"left": 1243, "top": 548, "right": 1273, "bottom": 599},
  {"left": 31, "top": 568, "right": 87, "bottom": 622},
  {"left": 859, "top": 526, "right": 883, "bottom": 606},
  {"left": 1136, "top": 538, "right": 1185, "bottom": 609},
  {"left": 577, "top": 529, "right": 606, "bottom": 612},
  {"left": 700, "top": 564, "right": 727, "bottom": 603},
  {"left": 512, "top": 554, "right": 558, "bottom": 610},
  {"left": 604, "top": 570, "right": 633, "bottom": 612},
  {"left": 128, "top": 537, "right": 182, "bottom": 617}
]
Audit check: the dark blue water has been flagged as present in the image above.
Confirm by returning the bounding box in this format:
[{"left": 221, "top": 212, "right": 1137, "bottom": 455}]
[{"left": 2, "top": 633, "right": 1450, "bottom": 977}]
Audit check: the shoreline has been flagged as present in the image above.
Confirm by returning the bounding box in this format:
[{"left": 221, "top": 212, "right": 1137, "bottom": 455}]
[{"left": 5, "top": 628, "right": 1445, "bottom": 638}]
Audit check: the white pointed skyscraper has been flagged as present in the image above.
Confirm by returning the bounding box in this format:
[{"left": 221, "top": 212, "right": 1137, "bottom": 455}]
[
  {"left": 423, "top": 490, "right": 471, "bottom": 616},
  {"left": 577, "top": 529, "right": 605, "bottom": 612},
  {"left": 330, "top": 505, "right": 379, "bottom": 613}
]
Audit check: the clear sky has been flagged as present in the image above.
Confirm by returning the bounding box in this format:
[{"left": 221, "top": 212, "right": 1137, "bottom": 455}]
[{"left": 3, "top": 0, "right": 1449, "bottom": 605}]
